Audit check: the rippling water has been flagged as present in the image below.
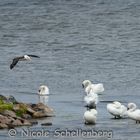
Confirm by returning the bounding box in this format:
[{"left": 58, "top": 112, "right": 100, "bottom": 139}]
[{"left": 0, "top": 0, "right": 140, "bottom": 139}]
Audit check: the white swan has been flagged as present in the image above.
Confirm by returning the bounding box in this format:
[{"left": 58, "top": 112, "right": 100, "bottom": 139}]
[
  {"left": 84, "top": 109, "right": 97, "bottom": 124},
  {"left": 82, "top": 80, "right": 104, "bottom": 94},
  {"left": 38, "top": 85, "right": 49, "bottom": 95},
  {"left": 85, "top": 83, "right": 104, "bottom": 94},
  {"left": 127, "top": 103, "right": 140, "bottom": 123},
  {"left": 38, "top": 85, "right": 49, "bottom": 105},
  {"left": 82, "top": 80, "right": 92, "bottom": 89},
  {"left": 84, "top": 89, "right": 98, "bottom": 109},
  {"left": 107, "top": 101, "right": 127, "bottom": 119}
]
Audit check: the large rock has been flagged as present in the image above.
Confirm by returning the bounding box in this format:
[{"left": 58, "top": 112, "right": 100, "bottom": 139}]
[
  {"left": 0, "top": 115, "right": 13, "bottom": 125},
  {"left": 32, "top": 103, "right": 54, "bottom": 118},
  {"left": 9, "top": 117, "right": 31, "bottom": 127},
  {"left": 26, "top": 105, "right": 36, "bottom": 114},
  {"left": 11, "top": 118, "right": 23, "bottom": 126},
  {"left": 0, "top": 123, "right": 8, "bottom": 129},
  {"left": 1, "top": 110, "right": 17, "bottom": 118},
  {"left": 0, "top": 95, "right": 54, "bottom": 129},
  {"left": 33, "top": 111, "right": 48, "bottom": 118},
  {"left": 32, "top": 103, "right": 54, "bottom": 113}
]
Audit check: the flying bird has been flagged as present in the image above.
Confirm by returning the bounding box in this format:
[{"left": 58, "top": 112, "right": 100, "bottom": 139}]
[{"left": 10, "top": 54, "right": 40, "bottom": 69}]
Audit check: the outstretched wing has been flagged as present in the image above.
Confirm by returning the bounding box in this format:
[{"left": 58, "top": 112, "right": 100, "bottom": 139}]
[
  {"left": 10, "top": 57, "right": 20, "bottom": 69},
  {"left": 27, "top": 54, "right": 40, "bottom": 58}
]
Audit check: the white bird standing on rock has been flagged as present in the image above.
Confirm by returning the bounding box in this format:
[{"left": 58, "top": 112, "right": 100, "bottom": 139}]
[
  {"left": 38, "top": 85, "right": 49, "bottom": 105},
  {"left": 84, "top": 109, "right": 97, "bottom": 124},
  {"left": 107, "top": 101, "right": 127, "bottom": 119},
  {"left": 127, "top": 103, "right": 140, "bottom": 123}
]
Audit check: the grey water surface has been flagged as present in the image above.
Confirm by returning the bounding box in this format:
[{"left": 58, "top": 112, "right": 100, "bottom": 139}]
[{"left": 0, "top": 0, "right": 140, "bottom": 139}]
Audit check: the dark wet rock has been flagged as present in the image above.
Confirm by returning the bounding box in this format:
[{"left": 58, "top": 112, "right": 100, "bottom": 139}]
[
  {"left": 6, "top": 96, "right": 18, "bottom": 104},
  {"left": 29, "top": 103, "right": 37, "bottom": 108},
  {"left": 30, "top": 121, "right": 38, "bottom": 125},
  {"left": 41, "top": 122, "right": 52, "bottom": 126}
]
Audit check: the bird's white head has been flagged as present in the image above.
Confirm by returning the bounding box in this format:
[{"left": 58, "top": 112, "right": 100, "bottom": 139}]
[
  {"left": 24, "top": 55, "right": 31, "bottom": 60},
  {"left": 38, "top": 85, "right": 49, "bottom": 95},
  {"left": 82, "top": 80, "right": 92, "bottom": 89},
  {"left": 127, "top": 103, "right": 137, "bottom": 111}
]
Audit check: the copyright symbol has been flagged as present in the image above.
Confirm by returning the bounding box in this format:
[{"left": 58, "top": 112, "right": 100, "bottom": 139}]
[{"left": 8, "top": 129, "right": 17, "bottom": 137}]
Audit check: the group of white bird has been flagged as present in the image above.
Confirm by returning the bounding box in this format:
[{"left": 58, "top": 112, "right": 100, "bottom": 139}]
[
  {"left": 107, "top": 101, "right": 140, "bottom": 124},
  {"left": 82, "top": 80, "right": 104, "bottom": 124},
  {"left": 37, "top": 81, "right": 140, "bottom": 125},
  {"left": 82, "top": 80, "right": 140, "bottom": 125},
  {"left": 10, "top": 55, "right": 140, "bottom": 124}
]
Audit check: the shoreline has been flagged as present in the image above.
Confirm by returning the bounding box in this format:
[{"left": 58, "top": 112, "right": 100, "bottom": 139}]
[{"left": 0, "top": 95, "right": 54, "bottom": 129}]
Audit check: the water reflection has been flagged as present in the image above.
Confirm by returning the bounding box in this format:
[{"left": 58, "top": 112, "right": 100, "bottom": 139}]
[{"left": 38, "top": 95, "right": 49, "bottom": 105}]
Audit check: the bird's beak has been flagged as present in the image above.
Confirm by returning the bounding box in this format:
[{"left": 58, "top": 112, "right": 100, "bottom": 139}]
[
  {"left": 82, "top": 84, "right": 84, "bottom": 88},
  {"left": 38, "top": 89, "right": 41, "bottom": 93}
]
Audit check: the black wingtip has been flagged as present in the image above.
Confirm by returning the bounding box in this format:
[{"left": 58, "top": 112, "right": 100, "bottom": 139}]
[
  {"left": 10, "top": 65, "right": 13, "bottom": 69},
  {"left": 27, "top": 54, "right": 40, "bottom": 58}
]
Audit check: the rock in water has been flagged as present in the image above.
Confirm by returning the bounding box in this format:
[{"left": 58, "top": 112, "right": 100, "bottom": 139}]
[
  {"left": 32, "top": 103, "right": 54, "bottom": 118},
  {"left": 41, "top": 122, "right": 52, "bottom": 126},
  {"left": 6, "top": 96, "right": 18, "bottom": 104},
  {"left": 0, "top": 95, "right": 54, "bottom": 129},
  {"left": 32, "top": 103, "right": 54, "bottom": 113}
]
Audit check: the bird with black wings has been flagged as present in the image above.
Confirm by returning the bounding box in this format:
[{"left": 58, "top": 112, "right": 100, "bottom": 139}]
[{"left": 10, "top": 54, "right": 40, "bottom": 69}]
